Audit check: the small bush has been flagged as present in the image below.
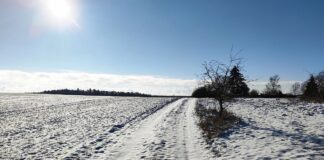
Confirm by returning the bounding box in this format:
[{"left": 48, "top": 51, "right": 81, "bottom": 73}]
[
  {"left": 195, "top": 100, "right": 241, "bottom": 140},
  {"left": 249, "top": 89, "right": 259, "bottom": 97},
  {"left": 192, "top": 86, "right": 213, "bottom": 98}
]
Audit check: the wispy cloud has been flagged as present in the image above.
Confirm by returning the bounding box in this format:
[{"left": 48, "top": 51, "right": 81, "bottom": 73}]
[{"left": 0, "top": 70, "right": 198, "bottom": 96}]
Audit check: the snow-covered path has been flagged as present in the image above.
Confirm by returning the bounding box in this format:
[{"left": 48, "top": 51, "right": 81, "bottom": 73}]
[{"left": 71, "top": 98, "right": 214, "bottom": 160}]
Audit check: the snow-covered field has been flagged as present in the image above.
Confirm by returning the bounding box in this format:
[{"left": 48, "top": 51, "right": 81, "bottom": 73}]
[
  {"left": 1, "top": 94, "right": 323, "bottom": 159},
  {"left": 199, "top": 98, "right": 324, "bottom": 159},
  {"left": 0, "top": 94, "right": 177, "bottom": 159}
]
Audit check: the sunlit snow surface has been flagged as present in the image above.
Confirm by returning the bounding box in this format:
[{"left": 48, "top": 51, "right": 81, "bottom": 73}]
[
  {"left": 1, "top": 94, "right": 323, "bottom": 159},
  {"left": 0, "top": 94, "right": 176, "bottom": 159},
  {"left": 199, "top": 98, "right": 324, "bottom": 159}
]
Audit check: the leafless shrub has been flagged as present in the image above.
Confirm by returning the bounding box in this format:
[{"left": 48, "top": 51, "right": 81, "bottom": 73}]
[
  {"left": 291, "top": 82, "right": 301, "bottom": 95},
  {"left": 195, "top": 99, "right": 241, "bottom": 140}
]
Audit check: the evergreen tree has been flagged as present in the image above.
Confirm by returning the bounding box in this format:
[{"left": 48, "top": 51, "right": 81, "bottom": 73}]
[
  {"left": 303, "top": 75, "right": 319, "bottom": 98},
  {"left": 315, "top": 71, "right": 324, "bottom": 101},
  {"left": 229, "top": 66, "right": 250, "bottom": 97}
]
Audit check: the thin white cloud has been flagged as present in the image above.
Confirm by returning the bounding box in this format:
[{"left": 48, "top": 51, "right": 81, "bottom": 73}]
[{"left": 0, "top": 70, "right": 198, "bottom": 96}]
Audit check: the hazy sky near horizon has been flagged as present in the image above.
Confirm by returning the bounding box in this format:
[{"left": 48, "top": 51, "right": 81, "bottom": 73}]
[{"left": 0, "top": 0, "right": 323, "bottom": 94}]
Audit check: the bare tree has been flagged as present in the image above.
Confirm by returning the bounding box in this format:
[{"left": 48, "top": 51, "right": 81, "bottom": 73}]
[
  {"left": 263, "top": 75, "right": 282, "bottom": 95},
  {"left": 291, "top": 82, "right": 301, "bottom": 95},
  {"left": 315, "top": 71, "right": 324, "bottom": 89},
  {"left": 201, "top": 55, "right": 242, "bottom": 116}
]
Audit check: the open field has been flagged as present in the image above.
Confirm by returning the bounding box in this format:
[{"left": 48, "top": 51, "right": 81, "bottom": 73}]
[
  {"left": 0, "top": 94, "right": 323, "bottom": 159},
  {"left": 199, "top": 98, "right": 324, "bottom": 159},
  {"left": 0, "top": 94, "right": 176, "bottom": 159}
]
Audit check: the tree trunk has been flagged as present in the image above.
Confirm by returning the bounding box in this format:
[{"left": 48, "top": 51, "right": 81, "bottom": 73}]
[{"left": 218, "top": 99, "right": 223, "bottom": 117}]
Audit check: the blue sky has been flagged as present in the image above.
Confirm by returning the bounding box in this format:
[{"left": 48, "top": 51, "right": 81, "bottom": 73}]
[{"left": 0, "top": 0, "right": 323, "bottom": 94}]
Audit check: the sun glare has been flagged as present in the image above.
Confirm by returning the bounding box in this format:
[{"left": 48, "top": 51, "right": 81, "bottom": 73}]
[{"left": 43, "top": 0, "right": 78, "bottom": 28}]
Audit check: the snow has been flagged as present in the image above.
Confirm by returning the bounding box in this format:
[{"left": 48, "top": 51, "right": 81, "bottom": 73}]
[
  {"left": 96, "top": 98, "right": 214, "bottom": 160},
  {"left": 1, "top": 94, "right": 323, "bottom": 159},
  {"left": 0, "top": 94, "right": 177, "bottom": 159},
  {"left": 199, "top": 98, "right": 324, "bottom": 159}
]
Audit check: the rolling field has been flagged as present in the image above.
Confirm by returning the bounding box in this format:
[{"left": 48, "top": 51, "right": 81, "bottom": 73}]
[
  {"left": 0, "top": 94, "right": 323, "bottom": 159},
  {"left": 0, "top": 94, "right": 176, "bottom": 159}
]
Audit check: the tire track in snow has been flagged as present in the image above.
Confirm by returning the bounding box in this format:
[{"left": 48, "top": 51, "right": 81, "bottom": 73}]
[
  {"left": 184, "top": 99, "right": 215, "bottom": 160},
  {"left": 89, "top": 98, "right": 214, "bottom": 160},
  {"left": 62, "top": 98, "right": 178, "bottom": 160}
]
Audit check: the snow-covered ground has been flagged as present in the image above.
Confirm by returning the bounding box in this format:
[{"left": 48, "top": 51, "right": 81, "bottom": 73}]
[
  {"left": 1, "top": 94, "right": 323, "bottom": 159},
  {"left": 94, "top": 98, "right": 214, "bottom": 160},
  {"left": 199, "top": 98, "right": 324, "bottom": 159},
  {"left": 0, "top": 94, "right": 177, "bottom": 159}
]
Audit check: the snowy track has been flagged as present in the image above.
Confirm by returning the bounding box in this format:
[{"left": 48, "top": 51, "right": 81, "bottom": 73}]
[
  {"left": 0, "top": 95, "right": 214, "bottom": 159},
  {"left": 82, "top": 98, "right": 214, "bottom": 160}
]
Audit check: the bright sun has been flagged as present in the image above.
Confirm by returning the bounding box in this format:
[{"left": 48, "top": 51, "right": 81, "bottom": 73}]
[{"left": 43, "top": 0, "right": 78, "bottom": 27}]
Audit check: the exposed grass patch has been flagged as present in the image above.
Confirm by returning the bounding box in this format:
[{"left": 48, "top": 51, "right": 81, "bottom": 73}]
[{"left": 195, "top": 99, "right": 241, "bottom": 140}]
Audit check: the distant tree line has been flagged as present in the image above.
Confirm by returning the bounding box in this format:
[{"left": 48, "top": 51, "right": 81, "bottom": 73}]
[
  {"left": 192, "top": 66, "right": 297, "bottom": 99},
  {"left": 193, "top": 68, "right": 324, "bottom": 102},
  {"left": 192, "top": 64, "right": 296, "bottom": 99},
  {"left": 41, "top": 88, "right": 152, "bottom": 97}
]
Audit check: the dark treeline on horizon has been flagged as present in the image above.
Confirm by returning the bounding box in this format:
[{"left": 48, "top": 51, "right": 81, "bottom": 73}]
[
  {"left": 191, "top": 84, "right": 298, "bottom": 99},
  {"left": 41, "top": 88, "right": 152, "bottom": 97}
]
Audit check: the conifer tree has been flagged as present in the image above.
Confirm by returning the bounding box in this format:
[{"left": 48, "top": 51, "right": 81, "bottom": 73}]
[
  {"left": 229, "top": 66, "right": 250, "bottom": 97},
  {"left": 303, "top": 75, "right": 319, "bottom": 98},
  {"left": 315, "top": 71, "right": 324, "bottom": 101}
]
